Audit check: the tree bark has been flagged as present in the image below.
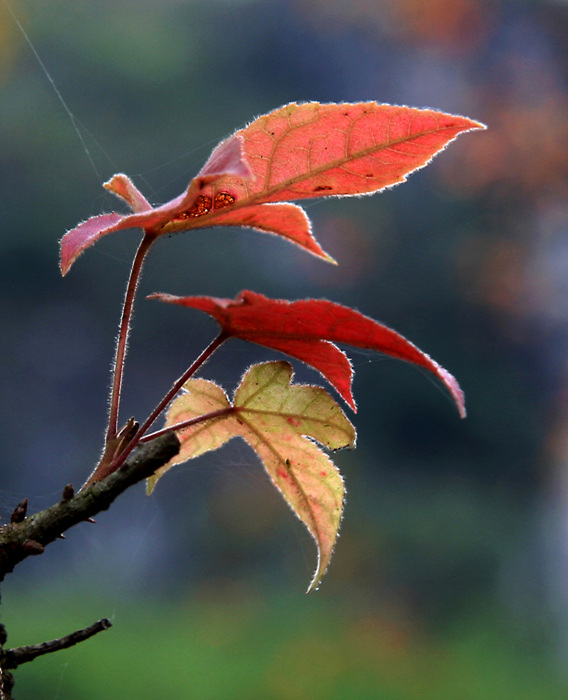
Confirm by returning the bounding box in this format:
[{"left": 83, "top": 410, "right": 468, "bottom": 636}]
[{"left": 0, "top": 431, "right": 180, "bottom": 698}]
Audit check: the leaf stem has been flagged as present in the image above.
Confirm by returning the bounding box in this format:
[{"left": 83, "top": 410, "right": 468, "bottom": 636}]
[
  {"left": 139, "top": 331, "right": 228, "bottom": 437},
  {"left": 106, "top": 233, "right": 156, "bottom": 442},
  {"left": 107, "top": 331, "right": 229, "bottom": 470},
  {"left": 140, "top": 406, "right": 235, "bottom": 443}
]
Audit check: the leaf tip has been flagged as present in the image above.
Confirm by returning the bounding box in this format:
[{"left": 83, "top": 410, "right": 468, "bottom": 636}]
[
  {"left": 146, "top": 292, "right": 171, "bottom": 302},
  {"left": 305, "top": 581, "right": 319, "bottom": 595},
  {"left": 199, "top": 133, "right": 253, "bottom": 180},
  {"left": 470, "top": 119, "right": 488, "bottom": 131},
  {"left": 438, "top": 366, "right": 466, "bottom": 418},
  {"left": 146, "top": 476, "right": 157, "bottom": 495},
  {"left": 103, "top": 173, "right": 152, "bottom": 212},
  {"left": 59, "top": 236, "right": 75, "bottom": 276},
  {"left": 59, "top": 258, "right": 70, "bottom": 277},
  {"left": 305, "top": 547, "right": 338, "bottom": 592},
  {"left": 306, "top": 563, "right": 323, "bottom": 594}
]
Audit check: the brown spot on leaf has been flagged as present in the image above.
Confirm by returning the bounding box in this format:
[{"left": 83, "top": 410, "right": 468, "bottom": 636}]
[
  {"left": 176, "top": 194, "right": 213, "bottom": 220},
  {"left": 213, "top": 192, "right": 236, "bottom": 209}
]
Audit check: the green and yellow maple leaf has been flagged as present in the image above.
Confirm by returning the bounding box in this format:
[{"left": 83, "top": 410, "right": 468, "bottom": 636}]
[{"left": 148, "top": 361, "right": 356, "bottom": 592}]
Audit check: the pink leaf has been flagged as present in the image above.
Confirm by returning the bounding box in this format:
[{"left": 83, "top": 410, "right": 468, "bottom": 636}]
[
  {"left": 60, "top": 213, "right": 125, "bottom": 276},
  {"left": 198, "top": 134, "right": 253, "bottom": 179},
  {"left": 60, "top": 137, "right": 253, "bottom": 275},
  {"left": 104, "top": 174, "right": 152, "bottom": 212}
]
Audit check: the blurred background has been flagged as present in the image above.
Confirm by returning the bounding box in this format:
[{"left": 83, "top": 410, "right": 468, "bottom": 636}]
[{"left": 1, "top": 0, "right": 568, "bottom": 697}]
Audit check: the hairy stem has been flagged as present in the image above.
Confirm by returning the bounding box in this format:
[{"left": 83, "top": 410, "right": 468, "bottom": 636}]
[
  {"left": 112, "top": 331, "right": 229, "bottom": 469},
  {"left": 106, "top": 233, "right": 156, "bottom": 442},
  {"left": 140, "top": 406, "right": 235, "bottom": 443}
]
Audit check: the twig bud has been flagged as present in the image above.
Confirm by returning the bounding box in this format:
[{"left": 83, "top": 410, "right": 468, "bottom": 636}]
[
  {"left": 22, "top": 540, "right": 44, "bottom": 555},
  {"left": 10, "top": 499, "right": 28, "bottom": 524},
  {"left": 61, "top": 484, "right": 75, "bottom": 501}
]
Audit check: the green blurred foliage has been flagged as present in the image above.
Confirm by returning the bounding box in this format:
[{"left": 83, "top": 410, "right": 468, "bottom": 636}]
[{"left": 4, "top": 591, "right": 565, "bottom": 699}]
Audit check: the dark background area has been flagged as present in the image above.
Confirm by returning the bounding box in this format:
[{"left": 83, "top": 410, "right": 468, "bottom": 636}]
[{"left": 1, "top": 0, "right": 568, "bottom": 697}]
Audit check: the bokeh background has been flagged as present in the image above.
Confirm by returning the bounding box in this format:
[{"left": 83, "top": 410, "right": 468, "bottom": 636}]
[{"left": 1, "top": 0, "right": 568, "bottom": 697}]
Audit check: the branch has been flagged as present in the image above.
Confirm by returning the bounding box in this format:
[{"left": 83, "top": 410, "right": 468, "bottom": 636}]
[
  {"left": 0, "top": 431, "right": 180, "bottom": 581},
  {"left": 2, "top": 618, "right": 112, "bottom": 670}
]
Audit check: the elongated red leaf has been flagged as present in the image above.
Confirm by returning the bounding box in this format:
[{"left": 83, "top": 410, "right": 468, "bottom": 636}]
[
  {"left": 198, "top": 102, "right": 486, "bottom": 205},
  {"left": 149, "top": 361, "right": 355, "bottom": 592},
  {"left": 149, "top": 290, "right": 466, "bottom": 417},
  {"left": 61, "top": 102, "right": 484, "bottom": 274}
]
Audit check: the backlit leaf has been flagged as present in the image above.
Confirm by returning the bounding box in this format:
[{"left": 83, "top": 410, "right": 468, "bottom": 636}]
[
  {"left": 60, "top": 134, "right": 252, "bottom": 275},
  {"left": 149, "top": 290, "right": 466, "bottom": 417},
  {"left": 205, "top": 101, "right": 486, "bottom": 204},
  {"left": 61, "top": 102, "right": 484, "bottom": 274},
  {"left": 149, "top": 361, "right": 356, "bottom": 592}
]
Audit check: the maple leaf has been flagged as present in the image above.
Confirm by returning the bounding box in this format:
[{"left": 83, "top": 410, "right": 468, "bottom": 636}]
[
  {"left": 148, "top": 361, "right": 356, "bottom": 593},
  {"left": 148, "top": 290, "right": 466, "bottom": 417},
  {"left": 60, "top": 102, "right": 484, "bottom": 275}
]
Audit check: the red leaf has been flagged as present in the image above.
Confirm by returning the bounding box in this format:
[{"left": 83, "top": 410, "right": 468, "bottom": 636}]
[
  {"left": 61, "top": 102, "right": 483, "bottom": 274},
  {"left": 60, "top": 134, "right": 251, "bottom": 275},
  {"left": 207, "top": 102, "right": 485, "bottom": 204},
  {"left": 200, "top": 202, "right": 335, "bottom": 263},
  {"left": 149, "top": 290, "right": 466, "bottom": 417}
]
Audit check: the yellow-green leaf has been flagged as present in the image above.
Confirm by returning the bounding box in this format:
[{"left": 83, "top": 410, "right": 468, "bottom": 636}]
[
  {"left": 146, "top": 378, "right": 232, "bottom": 492},
  {"left": 148, "top": 361, "right": 356, "bottom": 592}
]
